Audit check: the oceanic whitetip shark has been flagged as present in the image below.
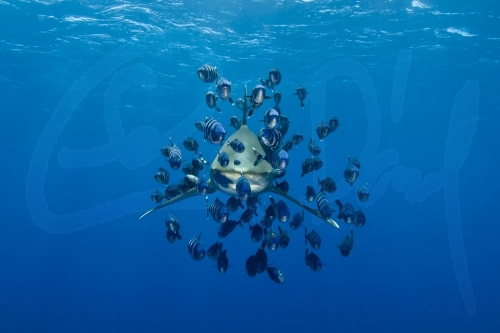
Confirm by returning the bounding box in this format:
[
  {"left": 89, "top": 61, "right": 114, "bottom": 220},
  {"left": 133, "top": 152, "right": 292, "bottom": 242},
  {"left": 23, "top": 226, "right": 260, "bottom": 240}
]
[{"left": 139, "top": 85, "right": 339, "bottom": 229}]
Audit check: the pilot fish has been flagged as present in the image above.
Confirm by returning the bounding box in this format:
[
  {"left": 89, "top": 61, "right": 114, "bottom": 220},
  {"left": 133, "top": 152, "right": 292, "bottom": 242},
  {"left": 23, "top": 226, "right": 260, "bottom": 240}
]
[
  {"left": 216, "top": 249, "right": 229, "bottom": 274},
  {"left": 316, "top": 120, "right": 330, "bottom": 140},
  {"left": 305, "top": 228, "right": 321, "bottom": 249},
  {"left": 154, "top": 167, "right": 170, "bottom": 185},
  {"left": 316, "top": 190, "right": 333, "bottom": 219},
  {"left": 305, "top": 249, "right": 322, "bottom": 272},
  {"left": 197, "top": 64, "right": 218, "bottom": 83},
  {"left": 259, "top": 128, "right": 282, "bottom": 150},
  {"left": 318, "top": 177, "right": 337, "bottom": 194},
  {"left": 205, "top": 91, "right": 221, "bottom": 113},
  {"left": 229, "top": 115, "right": 242, "bottom": 130},
  {"left": 308, "top": 138, "right": 321, "bottom": 156},
  {"left": 262, "top": 108, "right": 280, "bottom": 129},
  {"left": 338, "top": 230, "right": 354, "bottom": 257},
  {"left": 266, "top": 229, "right": 280, "bottom": 251},
  {"left": 254, "top": 147, "right": 288, "bottom": 170},
  {"left": 247, "top": 84, "right": 271, "bottom": 117},
  {"left": 269, "top": 197, "right": 290, "bottom": 223},
  {"left": 217, "top": 219, "right": 243, "bottom": 238},
  {"left": 188, "top": 233, "right": 206, "bottom": 261},
  {"left": 203, "top": 117, "right": 226, "bottom": 144},
  {"left": 293, "top": 86, "right": 308, "bottom": 108},
  {"left": 357, "top": 184, "right": 370, "bottom": 202},
  {"left": 206, "top": 197, "right": 229, "bottom": 223},
  {"left": 289, "top": 210, "right": 304, "bottom": 230},
  {"left": 216, "top": 77, "right": 234, "bottom": 104},
  {"left": 329, "top": 116, "right": 340, "bottom": 133},
  {"left": 236, "top": 175, "right": 252, "bottom": 201},
  {"left": 160, "top": 138, "right": 182, "bottom": 170},
  {"left": 278, "top": 226, "right": 290, "bottom": 249},
  {"left": 266, "top": 266, "right": 285, "bottom": 284},
  {"left": 335, "top": 200, "right": 355, "bottom": 224},
  {"left": 183, "top": 137, "right": 199, "bottom": 155},
  {"left": 218, "top": 151, "right": 230, "bottom": 167},
  {"left": 228, "top": 139, "right": 245, "bottom": 153}
]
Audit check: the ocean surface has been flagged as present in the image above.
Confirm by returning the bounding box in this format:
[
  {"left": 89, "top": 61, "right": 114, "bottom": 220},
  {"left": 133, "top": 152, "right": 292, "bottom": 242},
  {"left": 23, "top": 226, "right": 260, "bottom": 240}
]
[{"left": 1, "top": 0, "right": 499, "bottom": 332}]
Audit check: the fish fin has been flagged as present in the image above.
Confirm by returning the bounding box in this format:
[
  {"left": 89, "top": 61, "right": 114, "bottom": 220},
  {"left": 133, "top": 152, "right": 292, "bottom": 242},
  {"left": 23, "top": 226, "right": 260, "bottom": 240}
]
[
  {"left": 238, "top": 199, "right": 245, "bottom": 209},
  {"left": 259, "top": 78, "right": 265, "bottom": 85},
  {"left": 305, "top": 227, "right": 308, "bottom": 245},
  {"left": 292, "top": 92, "right": 297, "bottom": 95},
  {"left": 278, "top": 226, "right": 282, "bottom": 234},
  {"left": 176, "top": 232, "right": 182, "bottom": 240},
  {"left": 216, "top": 107, "right": 221, "bottom": 113},
  {"left": 264, "top": 96, "right": 272, "bottom": 99},
  {"left": 206, "top": 196, "right": 209, "bottom": 219},
  {"left": 301, "top": 101, "right": 305, "bottom": 108},
  {"left": 248, "top": 109, "right": 254, "bottom": 117},
  {"left": 305, "top": 249, "right": 309, "bottom": 257},
  {"left": 228, "top": 97, "right": 234, "bottom": 104}
]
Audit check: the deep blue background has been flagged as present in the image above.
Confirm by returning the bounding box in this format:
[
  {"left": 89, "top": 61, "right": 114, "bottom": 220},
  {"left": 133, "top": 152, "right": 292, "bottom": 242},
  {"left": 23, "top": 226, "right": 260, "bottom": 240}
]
[{"left": 1, "top": 0, "right": 499, "bottom": 332}]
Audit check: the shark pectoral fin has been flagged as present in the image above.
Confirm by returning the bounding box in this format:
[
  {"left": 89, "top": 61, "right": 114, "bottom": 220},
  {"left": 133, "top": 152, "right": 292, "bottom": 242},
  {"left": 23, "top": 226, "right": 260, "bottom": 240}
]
[
  {"left": 325, "top": 218, "right": 340, "bottom": 229},
  {"left": 140, "top": 183, "right": 216, "bottom": 220}
]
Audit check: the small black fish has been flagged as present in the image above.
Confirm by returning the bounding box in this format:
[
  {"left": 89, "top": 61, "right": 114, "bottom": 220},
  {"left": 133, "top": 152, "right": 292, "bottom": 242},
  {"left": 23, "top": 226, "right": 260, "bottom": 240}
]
[
  {"left": 249, "top": 223, "right": 264, "bottom": 242},
  {"left": 216, "top": 77, "right": 234, "bottom": 104},
  {"left": 305, "top": 228, "right": 321, "bottom": 249},
  {"left": 269, "top": 69, "right": 282, "bottom": 86},
  {"left": 188, "top": 233, "right": 206, "bottom": 261},
  {"left": 305, "top": 185, "right": 316, "bottom": 202},
  {"left": 164, "top": 184, "right": 181, "bottom": 200},
  {"left": 266, "top": 229, "right": 279, "bottom": 251},
  {"left": 338, "top": 230, "right": 354, "bottom": 257},
  {"left": 182, "top": 164, "right": 199, "bottom": 177},
  {"left": 217, "top": 220, "right": 243, "bottom": 238},
  {"left": 229, "top": 115, "right": 242, "bottom": 130},
  {"left": 318, "top": 177, "right": 337, "bottom": 194},
  {"left": 217, "top": 249, "right": 229, "bottom": 274},
  {"left": 197, "top": 64, "right": 218, "bottom": 83},
  {"left": 218, "top": 151, "right": 230, "bottom": 167},
  {"left": 293, "top": 86, "right": 307, "bottom": 108},
  {"left": 316, "top": 120, "right": 330, "bottom": 140},
  {"left": 228, "top": 139, "right": 245, "bottom": 153},
  {"left": 165, "top": 213, "right": 182, "bottom": 239},
  {"left": 260, "top": 215, "right": 273, "bottom": 229},
  {"left": 262, "top": 108, "right": 280, "bottom": 129},
  {"left": 195, "top": 121, "right": 205, "bottom": 132},
  {"left": 195, "top": 177, "right": 208, "bottom": 195},
  {"left": 264, "top": 202, "right": 276, "bottom": 222},
  {"left": 151, "top": 190, "right": 164, "bottom": 204},
  {"left": 276, "top": 115, "right": 290, "bottom": 137},
  {"left": 160, "top": 138, "right": 182, "bottom": 170},
  {"left": 335, "top": 200, "right": 355, "bottom": 224},
  {"left": 233, "top": 159, "right": 241, "bottom": 166},
  {"left": 235, "top": 98, "right": 245, "bottom": 112},
  {"left": 205, "top": 91, "right": 221, "bottom": 112},
  {"left": 154, "top": 167, "right": 170, "bottom": 185},
  {"left": 273, "top": 91, "right": 282, "bottom": 106},
  {"left": 305, "top": 249, "right": 322, "bottom": 272},
  {"left": 246, "top": 195, "right": 262, "bottom": 210},
  {"left": 206, "top": 197, "right": 229, "bottom": 223},
  {"left": 292, "top": 131, "right": 304, "bottom": 146},
  {"left": 329, "top": 116, "right": 340, "bottom": 133},
  {"left": 207, "top": 241, "right": 224, "bottom": 260},
  {"left": 183, "top": 137, "right": 199, "bottom": 155},
  {"left": 308, "top": 138, "right": 321, "bottom": 156},
  {"left": 283, "top": 140, "right": 294, "bottom": 152},
  {"left": 343, "top": 156, "right": 360, "bottom": 187},
  {"left": 273, "top": 168, "right": 287, "bottom": 179},
  {"left": 240, "top": 207, "right": 257, "bottom": 223},
  {"left": 269, "top": 197, "right": 290, "bottom": 223},
  {"left": 316, "top": 191, "right": 333, "bottom": 220},
  {"left": 266, "top": 266, "right": 285, "bottom": 284},
  {"left": 289, "top": 210, "right": 304, "bottom": 230},
  {"left": 247, "top": 84, "right": 271, "bottom": 116},
  {"left": 301, "top": 158, "right": 314, "bottom": 177},
  {"left": 203, "top": 117, "right": 226, "bottom": 144},
  {"left": 357, "top": 184, "right": 370, "bottom": 202},
  {"left": 278, "top": 226, "right": 290, "bottom": 249},
  {"left": 275, "top": 179, "right": 289, "bottom": 193},
  {"left": 353, "top": 210, "right": 366, "bottom": 228},
  {"left": 226, "top": 196, "right": 244, "bottom": 213},
  {"left": 312, "top": 157, "right": 323, "bottom": 171}
]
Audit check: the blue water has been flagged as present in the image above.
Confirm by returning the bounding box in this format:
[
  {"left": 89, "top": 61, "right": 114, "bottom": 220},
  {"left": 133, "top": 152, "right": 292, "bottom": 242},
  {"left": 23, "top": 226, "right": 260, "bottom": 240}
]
[{"left": 1, "top": 0, "right": 499, "bottom": 332}]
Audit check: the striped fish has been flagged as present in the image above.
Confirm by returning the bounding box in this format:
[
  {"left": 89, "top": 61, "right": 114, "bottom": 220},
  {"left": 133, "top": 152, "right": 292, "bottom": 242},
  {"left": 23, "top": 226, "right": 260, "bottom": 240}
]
[
  {"left": 316, "top": 190, "right": 333, "bottom": 219},
  {"left": 196, "top": 177, "right": 208, "bottom": 195},
  {"left": 228, "top": 139, "right": 245, "bottom": 153},
  {"left": 160, "top": 138, "right": 182, "bottom": 170},
  {"left": 203, "top": 117, "right": 226, "bottom": 144},
  {"left": 236, "top": 175, "right": 251, "bottom": 201},
  {"left": 318, "top": 176, "right": 337, "bottom": 194},
  {"left": 262, "top": 108, "right": 280, "bottom": 129},
  {"left": 305, "top": 228, "right": 321, "bottom": 249},
  {"left": 216, "top": 77, "right": 234, "bottom": 104},
  {"left": 335, "top": 200, "right": 355, "bottom": 224},
  {"left": 254, "top": 148, "right": 288, "bottom": 170},
  {"left": 205, "top": 91, "right": 221, "bottom": 112},
  {"left": 259, "top": 128, "right": 282, "bottom": 150},
  {"left": 338, "top": 230, "right": 354, "bottom": 257},
  {"left": 197, "top": 64, "right": 218, "bottom": 83},
  {"left": 270, "top": 197, "right": 290, "bottom": 223},
  {"left": 308, "top": 138, "right": 321, "bottom": 156},
  {"left": 316, "top": 120, "right": 331, "bottom": 140},
  {"left": 206, "top": 197, "right": 229, "bottom": 223}
]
